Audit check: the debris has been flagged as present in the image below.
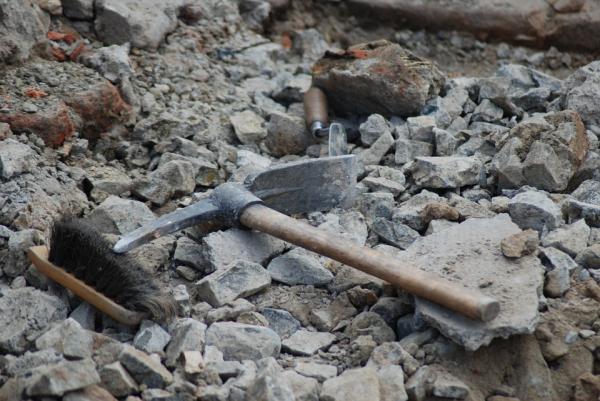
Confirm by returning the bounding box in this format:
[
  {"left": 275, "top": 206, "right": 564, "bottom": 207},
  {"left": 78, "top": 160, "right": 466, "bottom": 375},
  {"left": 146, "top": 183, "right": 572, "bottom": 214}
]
[
  {"left": 265, "top": 111, "right": 311, "bottom": 156},
  {"left": 165, "top": 318, "right": 207, "bottom": 367},
  {"left": 410, "top": 156, "right": 484, "bottom": 189},
  {"left": 508, "top": 190, "right": 562, "bottom": 233},
  {"left": 119, "top": 346, "right": 173, "bottom": 388},
  {"left": 87, "top": 196, "right": 155, "bottom": 235},
  {"left": 230, "top": 110, "right": 267, "bottom": 144},
  {"left": 541, "top": 219, "right": 590, "bottom": 256},
  {"left": 360, "top": 114, "right": 392, "bottom": 146},
  {"left": 26, "top": 358, "right": 100, "bottom": 397},
  {"left": 321, "top": 367, "right": 381, "bottom": 401},
  {"left": 501, "top": 229, "right": 539, "bottom": 258},
  {"left": 294, "top": 362, "right": 338, "bottom": 382},
  {"left": 99, "top": 361, "right": 138, "bottom": 397},
  {"left": 205, "top": 322, "right": 281, "bottom": 361},
  {"left": 281, "top": 330, "right": 336, "bottom": 356},
  {"left": 260, "top": 308, "right": 301, "bottom": 339},
  {"left": 267, "top": 248, "right": 333, "bottom": 286},
  {"left": 133, "top": 320, "right": 171, "bottom": 354},
  {"left": 345, "top": 312, "right": 396, "bottom": 344}
]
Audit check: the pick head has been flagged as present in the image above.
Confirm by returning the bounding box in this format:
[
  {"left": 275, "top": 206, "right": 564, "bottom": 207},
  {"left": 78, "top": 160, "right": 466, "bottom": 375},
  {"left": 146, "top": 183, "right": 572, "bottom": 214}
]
[{"left": 246, "top": 154, "right": 357, "bottom": 215}]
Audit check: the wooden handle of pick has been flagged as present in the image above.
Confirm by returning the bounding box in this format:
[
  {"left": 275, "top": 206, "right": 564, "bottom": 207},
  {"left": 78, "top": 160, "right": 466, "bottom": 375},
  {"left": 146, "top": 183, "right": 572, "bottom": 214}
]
[
  {"left": 240, "top": 204, "right": 500, "bottom": 322},
  {"left": 303, "top": 87, "right": 329, "bottom": 128}
]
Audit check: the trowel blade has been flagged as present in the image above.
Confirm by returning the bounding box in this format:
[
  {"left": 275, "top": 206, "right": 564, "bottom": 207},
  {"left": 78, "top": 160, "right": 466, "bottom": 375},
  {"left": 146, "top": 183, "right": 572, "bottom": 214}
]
[{"left": 246, "top": 154, "right": 357, "bottom": 215}]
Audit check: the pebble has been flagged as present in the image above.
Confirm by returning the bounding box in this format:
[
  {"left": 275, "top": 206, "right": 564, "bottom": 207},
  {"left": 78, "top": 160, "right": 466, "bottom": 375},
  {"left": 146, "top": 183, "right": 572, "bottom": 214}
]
[
  {"left": 294, "top": 362, "right": 338, "bottom": 382},
  {"left": 508, "top": 190, "right": 562, "bottom": 233},
  {"left": 321, "top": 367, "right": 381, "bottom": 401},
  {"left": 165, "top": 318, "right": 206, "bottom": 367},
  {"left": 501, "top": 229, "right": 539, "bottom": 258},
  {"left": 267, "top": 248, "right": 333, "bottom": 286},
  {"left": 99, "top": 361, "right": 138, "bottom": 397},
  {"left": 119, "top": 346, "right": 173, "bottom": 388},
  {"left": 260, "top": 308, "right": 301, "bottom": 339},
  {"left": 205, "top": 322, "right": 281, "bottom": 361},
  {"left": 281, "top": 330, "right": 336, "bottom": 356},
  {"left": 133, "top": 320, "right": 171, "bottom": 354}
]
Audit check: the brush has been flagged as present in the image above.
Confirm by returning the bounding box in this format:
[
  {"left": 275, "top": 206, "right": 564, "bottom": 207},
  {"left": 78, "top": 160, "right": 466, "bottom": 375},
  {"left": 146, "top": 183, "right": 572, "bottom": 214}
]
[{"left": 27, "top": 217, "right": 176, "bottom": 326}]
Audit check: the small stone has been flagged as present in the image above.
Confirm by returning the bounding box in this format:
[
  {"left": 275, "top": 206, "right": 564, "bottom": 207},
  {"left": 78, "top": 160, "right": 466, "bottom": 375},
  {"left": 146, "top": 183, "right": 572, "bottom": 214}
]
[
  {"left": 230, "top": 110, "right": 267, "bottom": 144},
  {"left": 372, "top": 218, "right": 420, "bottom": 249},
  {"left": 99, "top": 361, "right": 138, "bottom": 397},
  {"left": 70, "top": 302, "right": 96, "bottom": 331},
  {"left": 133, "top": 160, "right": 196, "bottom": 206},
  {"left": 63, "top": 0, "right": 95, "bottom": 19},
  {"left": 181, "top": 350, "right": 204, "bottom": 374},
  {"left": 202, "top": 228, "right": 286, "bottom": 272},
  {"left": 267, "top": 248, "right": 333, "bottom": 286},
  {"left": 370, "top": 297, "right": 412, "bottom": 327},
  {"left": 358, "top": 131, "right": 395, "bottom": 166},
  {"left": 544, "top": 264, "right": 570, "bottom": 298},
  {"left": 175, "top": 265, "right": 197, "bottom": 281},
  {"left": 281, "top": 370, "right": 320, "bottom": 401},
  {"left": 360, "top": 114, "right": 391, "bottom": 146},
  {"left": 501, "top": 229, "right": 539, "bottom": 258},
  {"left": 266, "top": 111, "right": 311, "bottom": 156},
  {"left": 394, "top": 139, "right": 433, "bottom": 165},
  {"left": 576, "top": 244, "right": 600, "bottom": 269},
  {"left": 321, "top": 367, "right": 381, "bottom": 401},
  {"left": 410, "top": 156, "right": 483, "bottom": 189},
  {"left": 173, "top": 237, "right": 205, "bottom": 271},
  {"left": 357, "top": 192, "right": 395, "bottom": 224},
  {"left": 281, "top": 330, "right": 336, "bottom": 356},
  {"left": 430, "top": 366, "right": 470, "bottom": 399},
  {"left": 541, "top": 219, "right": 590, "bottom": 257},
  {"left": 141, "top": 388, "right": 179, "bottom": 401},
  {"left": 205, "top": 322, "right": 281, "bottom": 361},
  {"left": 294, "top": 362, "right": 337, "bottom": 382},
  {"left": 35, "top": 318, "right": 93, "bottom": 359},
  {"left": 133, "top": 320, "right": 171, "bottom": 354},
  {"left": 346, "top": 312, "right": 396, "bottom": 344},
  {"left": 165, "top": 318, "right": 206, "bottom": 367},
  {"left": 237, "top": 311, "right": 269, "bottom": 327},
  {"left": 362, "top": 176, "right": 405, "bottom": 196},
  {"left": 472, "top": 99, "right": 503, "bottom": 123},
  {"left": 87, "top": 195, "right": 155, "bottom": 235},
  {"left": 172, "top": 284, "right": 191, "bottom": 317},
  {"left": 119, "top": 346, "right": 173, "bottom": 388},
  {"left": 378, "top": 365, "right": 408, "bottom": 401},
  {"left": 309, "top": 293, "right": 358, "bottom": 331},
  {"left": 26, "top": 358, "right": 100, "bottom": 397},
  {"left": 508, "top": 190, "right": 562, "bottom": 233},
  {"left": 196, "top": 260, "right": 271, "bottom": 307},
  {"left": 540, "top": 247, "right": 579, "bottom": 272},
  {"left": 260, "top": 308, "right": 301, "bottom": 339},
  {"left": 407, "top": 116, "right": 436, "bottom": 143},
  {"left": 580, "top": 329, "right": 595, "bottom": 339},
  {"left": 0, "top": 139, "right": 37, "bottom": 179},
  {"left": 421, "top": 202, "right": 460, "bottom": 224},
  {"left": 63, "top": 385, "right": 118, "bottom": 401}
]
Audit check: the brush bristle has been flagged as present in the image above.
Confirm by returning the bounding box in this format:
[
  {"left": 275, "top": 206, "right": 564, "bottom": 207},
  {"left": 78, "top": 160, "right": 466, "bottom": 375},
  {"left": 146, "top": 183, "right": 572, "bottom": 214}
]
[{"left": 48, "top": 217, "right": 177, "bottom": 323}]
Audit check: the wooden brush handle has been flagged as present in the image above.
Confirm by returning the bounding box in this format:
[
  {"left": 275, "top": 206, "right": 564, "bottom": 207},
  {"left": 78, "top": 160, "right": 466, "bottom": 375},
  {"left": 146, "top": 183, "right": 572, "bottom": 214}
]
[
  {"left": 240, "top": 205, "right": 500, "bottom": 322},
  {"left": 27, "top": 246, "right": 146, "bottom": 326},
  {"left": 304, "top": 87, "right": 329, "bottom": 129}
]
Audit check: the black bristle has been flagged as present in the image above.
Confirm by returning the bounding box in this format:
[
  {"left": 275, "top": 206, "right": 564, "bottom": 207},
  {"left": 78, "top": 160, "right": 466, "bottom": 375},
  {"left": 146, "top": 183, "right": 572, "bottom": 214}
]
[{"left": 48, "top": 217, "right": 177, "bottom": 323}]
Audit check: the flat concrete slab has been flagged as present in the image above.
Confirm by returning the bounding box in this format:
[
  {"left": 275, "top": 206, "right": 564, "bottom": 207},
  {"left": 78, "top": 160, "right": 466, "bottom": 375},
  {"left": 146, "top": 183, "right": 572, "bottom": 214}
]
[{"left": 399, "top": 214, "right": 544, "bottom": 351}]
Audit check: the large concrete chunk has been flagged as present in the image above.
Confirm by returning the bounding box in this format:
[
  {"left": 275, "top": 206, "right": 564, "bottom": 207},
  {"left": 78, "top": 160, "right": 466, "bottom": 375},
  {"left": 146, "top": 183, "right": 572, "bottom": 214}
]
[
  {"left": 0, "top": 288, "right": 68, "bottom": 353},
  {"left": 402, "top": 214, "right": 544, "bottom": 351},
  {"left": 95, "top": 0, "right": 178, "bottom": 50},
  {"left": 312, "top": 40, "right": 445, "bottom": 117}
]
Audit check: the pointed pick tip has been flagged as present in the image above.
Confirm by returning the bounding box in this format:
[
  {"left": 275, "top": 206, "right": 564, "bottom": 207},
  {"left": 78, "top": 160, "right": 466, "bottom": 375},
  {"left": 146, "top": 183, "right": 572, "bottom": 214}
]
[{"left": 112, "top": 239, "right": 129, "bottom": 254}]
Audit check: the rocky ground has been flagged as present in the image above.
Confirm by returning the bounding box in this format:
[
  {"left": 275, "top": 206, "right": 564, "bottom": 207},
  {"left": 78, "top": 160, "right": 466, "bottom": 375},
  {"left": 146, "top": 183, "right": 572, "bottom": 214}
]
[{"left": 2, "top": 0, "right": 600, "bottom": 400}]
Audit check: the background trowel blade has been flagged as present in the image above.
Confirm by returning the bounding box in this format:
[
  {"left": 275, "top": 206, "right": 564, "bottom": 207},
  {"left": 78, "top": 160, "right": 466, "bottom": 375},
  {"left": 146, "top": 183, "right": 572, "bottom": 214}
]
[{"left": 246, "top": 155, "right": 357, "bottom": 215}]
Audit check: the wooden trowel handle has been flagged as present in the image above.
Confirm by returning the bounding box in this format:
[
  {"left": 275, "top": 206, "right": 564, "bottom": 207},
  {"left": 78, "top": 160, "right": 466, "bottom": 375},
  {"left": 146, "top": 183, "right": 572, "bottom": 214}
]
[
  {"left": 304, "top": 87, "right": 329, "bottom": 129},
  {"left": 240, "top": 204, "right": 500, "bottom": 322}
]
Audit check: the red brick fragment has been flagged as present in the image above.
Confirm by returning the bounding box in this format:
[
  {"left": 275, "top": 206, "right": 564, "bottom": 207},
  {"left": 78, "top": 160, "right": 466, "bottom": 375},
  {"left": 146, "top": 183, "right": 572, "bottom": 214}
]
[{"left": 24, "top": 88, "right": 48, "bottom": 99}]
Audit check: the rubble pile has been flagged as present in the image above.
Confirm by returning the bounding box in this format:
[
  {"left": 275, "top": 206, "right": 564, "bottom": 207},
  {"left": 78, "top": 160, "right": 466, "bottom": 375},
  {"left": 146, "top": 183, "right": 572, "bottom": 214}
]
[{"left": 2, "top": 0, "right": 600, "bottom": 400}]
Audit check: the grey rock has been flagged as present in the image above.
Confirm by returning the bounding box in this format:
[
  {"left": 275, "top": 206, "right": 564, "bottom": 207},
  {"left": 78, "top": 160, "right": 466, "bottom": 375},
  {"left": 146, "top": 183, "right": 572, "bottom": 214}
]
[
  {"left": 133, "top": 320, "right": 171, "bottom": 354},
  {"left": 159, "top": 152, "right": 220, "bottom": 188},
  {"left": 35, "top": 318, "right": 93, "bottom": 359},
  {"left": 164, "top": 318, "right": 206, "bottom": 367},
  {"left": 399, "top": 328, "right": 436, "bottom": 350},
  {"left": 522, "top": 140, "right": 572, "bottom": 193},
  {"left": 405, "top": 365, "right": 432, "bottom": 401},
  {"left": 541, "top": 219, "right": 590, "bottom": 257},
  {"left": 357, "top": 192, "right": 395, "bottom": 224},
  {"left": 133, "top": 160, "right": 196, "bottom": 206},
  {"left": 346, "top": 312, "right": 396, "bottom": 344},
  {"left": 202, "top": 228, "right": 286, "bottom": 272},
  {"left": 26, "top": 358, "right": 100, "bottom": 397},
  {"left": 362, "top": 176, "right": 405, "bottom": 196},
  {"left": 4, "top": 228, "right": 44, "bottom": 277},
  {"left": 430, "top": 366, "right": 470, "bottom": 399},
  {"left": 99, "top": 361, "right": 138, "bottom": 397},
  {"left": 367, "top": 342, "right": 420, "bottom": 376},
  {"left": 0, "top": 0, "right": 48, "bottom": 63},
  {"left": 425, "top": 219, "right": 459, "bottom": 235},
  {"left": 281, "top": 330, "right": 336, "bottom": 356},
  {"left": 407, "top": 116, "right": 436, "bottom": 143},
  {"left": 310, "top": 293, "right": 358, "bottom": 331},
  {"left": 87, "top": 195, "right": 155, "bottom": 235},
  {"left": 141, "top": 388, "right": 181, "bottom": 401},
  {"left": 267, "top": 248, "right": 333, "bottom": 286},
  {"left": 434, "top": 128, "right": 459, "bottom": 156},
  {"left": 281, "top": 370, "right": 320, "bottom": 401},
  {"left": 406, "top": 214, "right": 544, "bottom": 351},
  {"left": 2, "top": 349, "right": 64, "bottom": 377},
  {"left": 540, "top": 247, "right": 579, "bottom": 273},
  {"left": 82, "top": 165, "right": 133, "bottom": 202},
  {"left": 0, "top": 139, "right": 37, "bottom": 179},
  {"left": 62, "top": 0, "right": 94, "bottom": 19},
  {"left": 544, "top": 262, "right": 570, "bottom": 298},
  {"left": 294, "top": 362, "right": 337, "bottom": 382},
  {"left": 563, "top": 61, "right": 600, "bottom": 127},
  {"left": 575, "top": 244, "right": 600, "bottom": 269},
  {"left": 359, "top": 131, "right": 395, "bottom": 166},
  {"left": 205, "top": 322, "right": 281, "bottom": 361},
  {"left": 372, "top": 218, "right": 420, "bottom": 250},
  {"left": 95, "top": 0, "right": 178, "bottom": 49},
  {"left": 360, "top": 114, "right": 392, "bottom": 146},
  {"left": 172, "top": 284, "right": 191, "bottom": 317},
  {"left": 0, "top": 287, "right": 67, "bottom": 353},
  {"left": 394, "top": 139, "right": 433, "bottom": 165},
  {"left": 81, "top": 43, "right": 133, "bottom": 89},
  {"left": 196, "top": 260, "right": 271, "bottom": 307},
  {"left": 291, "top": 28, "right": 329, "bottom": 62},
  {"left": 321, "top": 367, "right": 381, "bottom": 401},
  {"left": 378, "top": 365, "right": 408, "bottom": 401},
  {"left": 119, "top": 346, "right": 173, "bottom": 388},
  {"left": 260, "top": 308, "right": 301, "bottom": 339},
  {"left": 508, "top": 190, "right": 562, "bottom": 233},
  {"left": 392, "top": 190, "right": 445, "bottom": 231},
  {"left": 472, "top": 99, "right": 503, "bottom": 123},
  {"left": 565, "top": 179, "right": 600, "bottom": 227},
  {"left": 246, "top": 369, "right": 295, "bottom": 401},
  {"left": 370, "top": 297, "right": 412, "bottom": 327},
  {"left": 173, "top": 236, "right": 204, "bottom": 271},
  {"left": 265, "top": 111, "right": 311, "bottom": 156},
  {"left": 500, "top": 229, "right": 540, "bottom": 258},
  {"left": 410, "top": 157, "right": 483, "bottom": 189},
  {"left": 205, "top": 298, "right": 255, "bottom": 325},
  {"left": 230, "top": 110, "right": 267, "bottom": 144}
]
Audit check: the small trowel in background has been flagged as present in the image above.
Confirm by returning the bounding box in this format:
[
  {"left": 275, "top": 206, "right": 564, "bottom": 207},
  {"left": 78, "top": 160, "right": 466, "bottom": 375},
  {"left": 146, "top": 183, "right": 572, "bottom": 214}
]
[{"left": 304, "top": 86, "right": 350, "bottom": 157}]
